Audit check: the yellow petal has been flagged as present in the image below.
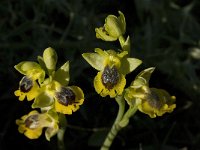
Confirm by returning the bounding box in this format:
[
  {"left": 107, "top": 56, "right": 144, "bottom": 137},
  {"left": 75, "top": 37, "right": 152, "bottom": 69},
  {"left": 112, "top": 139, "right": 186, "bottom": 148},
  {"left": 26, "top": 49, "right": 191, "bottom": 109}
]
[
  {"left": 24, "top": 128, "right": 42, "bottom": 139},
  {"left": 55, "top": 100, "right": 73, "bottom": 114},
  {"left": 14, "top": 90, "right": 26, "bottom": 101},
  {"left": 27, "top": 82, "right": 40, "bottom": 101},
  {"left": 94, "top": 72, "right": 104, "bottom": 94},
  {"left": 115, "top": 74, "right": 126, "bottom": 95},
  {"left": 17, "top": 125, "right": 26, "bottom": 133},
  {"left": 138, "top": 101, "right": 156, "bottom": 118}
]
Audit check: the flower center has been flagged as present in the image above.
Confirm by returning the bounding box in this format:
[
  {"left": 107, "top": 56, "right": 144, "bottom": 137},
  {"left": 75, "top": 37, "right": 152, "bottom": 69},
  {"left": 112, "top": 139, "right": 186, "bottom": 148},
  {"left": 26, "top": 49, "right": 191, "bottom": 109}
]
[
  {"left": 19, "top": 76, "right": 33, "bottom": 93},
  {"left": 101, "top": 66, "right": 119, "bottom": 90},
  {"left": 56, "top": 87, "right": 76, "bottom": 106},
  {"left": 25, "top": 114, "right": 39, "bottom": 129},
  {"left": 146, "top": 90, "right": 162, "bottom": 109}
]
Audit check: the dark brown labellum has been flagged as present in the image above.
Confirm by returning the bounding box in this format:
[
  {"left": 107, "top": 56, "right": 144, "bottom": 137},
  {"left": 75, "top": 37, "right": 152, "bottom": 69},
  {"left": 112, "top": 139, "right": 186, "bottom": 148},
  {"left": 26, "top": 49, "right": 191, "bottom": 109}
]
[
  {"left": 19, "top": 76, "right": 33, "bottom": 93},
  {"left": 101, "top": 66, "right": 119, "bottom": 90},
  {"left": 146, "top": 91, "right": 162, "bottom": 109},
  {"left": 25, "top": 114, "right": 39, "bottom": 129},
  {"left": 56, "top": 87, "right": 76, "bottom": 106}
]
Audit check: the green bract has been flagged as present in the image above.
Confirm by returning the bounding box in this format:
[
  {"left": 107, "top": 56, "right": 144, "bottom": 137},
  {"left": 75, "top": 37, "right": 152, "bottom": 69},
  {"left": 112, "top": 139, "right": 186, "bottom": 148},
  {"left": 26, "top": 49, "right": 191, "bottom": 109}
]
[{"left": 119, "top": 36, "right": 130, "bottom": 54}]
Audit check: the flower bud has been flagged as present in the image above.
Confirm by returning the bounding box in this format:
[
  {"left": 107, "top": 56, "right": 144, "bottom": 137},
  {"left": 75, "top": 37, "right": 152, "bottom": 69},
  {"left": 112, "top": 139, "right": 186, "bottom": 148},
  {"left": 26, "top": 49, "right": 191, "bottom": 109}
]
[{"left": 95, "top": 11, "right": 126, "bottom": 41}]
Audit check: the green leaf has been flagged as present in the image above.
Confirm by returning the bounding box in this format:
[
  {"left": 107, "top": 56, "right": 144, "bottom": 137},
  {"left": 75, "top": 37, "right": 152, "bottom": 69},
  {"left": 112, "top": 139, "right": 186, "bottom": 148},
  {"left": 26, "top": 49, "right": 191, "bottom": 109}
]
[
  {"left": 14, "top": 61, "right": 41, "bottom": 75},
  {"left": 54, "top": 61, "right": 70, "bottom": 86},
  {"left": 120, "top": 58, "right": 142, "bottom": 74},
  {"left": 32, "top": 92, "right": 54, "bottom": 108},
  {"left": 82, "top": 53, "right": 104, "bottom": 71}
]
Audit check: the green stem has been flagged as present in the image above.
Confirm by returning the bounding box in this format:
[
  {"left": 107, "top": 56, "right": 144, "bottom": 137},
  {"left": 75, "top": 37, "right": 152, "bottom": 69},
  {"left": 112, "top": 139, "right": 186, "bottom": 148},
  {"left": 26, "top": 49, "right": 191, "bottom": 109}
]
[
  {"left": 119, "top": 105, "right": 138, "bottom": 128},
  {"left": 57, "top": 114, "right": 67, "bottom": 150},
  {"left": 100, "top": 95, "right": 125, "bottom": 150},
  {"left": 57, "top": 128, "right": 66, "bottom": 150}
]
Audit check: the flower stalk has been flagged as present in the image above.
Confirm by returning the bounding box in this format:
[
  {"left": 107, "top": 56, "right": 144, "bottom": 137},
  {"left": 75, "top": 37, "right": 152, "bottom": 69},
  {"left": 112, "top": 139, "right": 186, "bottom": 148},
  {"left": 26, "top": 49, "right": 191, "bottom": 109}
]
[
  {"left": 100, "top": 95, "right": 125, "bottom": 150},
  {"left": 57, "top": 128, "right": 66, "bottom": 150},
  {"left": 57, "top": 114, "right": 67, "bottom": 150}
]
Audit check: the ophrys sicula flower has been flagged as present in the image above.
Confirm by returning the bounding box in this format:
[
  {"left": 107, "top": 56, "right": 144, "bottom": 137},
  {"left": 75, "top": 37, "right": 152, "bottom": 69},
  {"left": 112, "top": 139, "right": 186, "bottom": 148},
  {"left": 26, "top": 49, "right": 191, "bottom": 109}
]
[
  {"left": 82, "top": 48, "right": 142, "bottom": 98},
  {"left": 125, "top": 67, "right": 176, "bottom": 118}
]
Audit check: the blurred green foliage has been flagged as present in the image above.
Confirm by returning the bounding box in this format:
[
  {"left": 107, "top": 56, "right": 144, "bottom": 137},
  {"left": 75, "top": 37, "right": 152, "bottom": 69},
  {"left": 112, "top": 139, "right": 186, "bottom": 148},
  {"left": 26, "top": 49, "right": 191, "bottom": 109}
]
[{"left": 0, "top": 0, "right": 200, "bottom": 150}]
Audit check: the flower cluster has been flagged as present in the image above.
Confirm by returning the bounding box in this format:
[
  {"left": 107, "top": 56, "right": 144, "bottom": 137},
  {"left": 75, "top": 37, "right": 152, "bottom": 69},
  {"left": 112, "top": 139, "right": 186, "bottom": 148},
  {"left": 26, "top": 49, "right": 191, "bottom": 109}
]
[
  {"left": 14, "top": 11, "right": 176, "bottom": 150},
  {"left": 14, "top": 48, "right": 84, "bottom": 140},
  {"left": 83, "top": 11, "right": 176, "bottom": 118}
]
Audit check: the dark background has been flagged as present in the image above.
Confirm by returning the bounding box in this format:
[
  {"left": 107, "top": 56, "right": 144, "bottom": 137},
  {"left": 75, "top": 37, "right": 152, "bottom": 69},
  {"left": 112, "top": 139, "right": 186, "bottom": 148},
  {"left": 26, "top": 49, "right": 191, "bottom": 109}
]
[{"left": 0, "top": 0, "right": 200, "bottom": 150}]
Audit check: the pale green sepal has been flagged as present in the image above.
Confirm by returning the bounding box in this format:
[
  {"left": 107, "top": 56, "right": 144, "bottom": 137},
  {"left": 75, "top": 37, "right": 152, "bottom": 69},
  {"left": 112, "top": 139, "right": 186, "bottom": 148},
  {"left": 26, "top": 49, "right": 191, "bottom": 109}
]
[
  {"left": 95, "top": 27, "right": 117, "bottom": 41},
  {"left": 14, "top": 61, "right": 41, "bottom": 75},
  {"left": 120, "top": 58, "right": 142, "bottom": 75},
  {"left": 132, "top": 67, "right": 155, "bottom": 86},
  {"left": 54, "top": 61, "right": 70, "bottom": 86},
  {"left": 105, "top": 15, "right": 122, "bottom": 38},
  {"left": 131, "top": 77, "right": 147, "bottom": 88},
  {"left": 37, "top": 56, "right": 48, "bottom": 75},
  {"left": 82, "top": 53, "right": 104, "bottom": 71},
  {"left": 43, "top": 47, "right": 58, "bottom": 75},
  {"left": 38, "top": 70, "right": 46, "bottom": 85},
  {"left": 32, "top": 92, "right": 54, "bottom": 108},
  {"left": 118, "top": 11, "right": 126, "bottom": 34}
]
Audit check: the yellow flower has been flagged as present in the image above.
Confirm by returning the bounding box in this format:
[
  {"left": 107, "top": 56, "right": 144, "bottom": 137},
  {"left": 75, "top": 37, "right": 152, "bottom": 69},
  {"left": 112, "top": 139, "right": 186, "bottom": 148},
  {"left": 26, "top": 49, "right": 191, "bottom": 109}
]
[
  {"left": 14, "top": 76, "right": 40, "bottom": 101},
  {"left": 125, "top": 86, "right": 176, "bottom": 118},
  {"left": 82, "top": 48, "right": 142, "bottom": 98},
  {"left": 125, "top": 68, "right": 176, "bottom": 118},
  {"left": 16, "top": 110, "right": 59, "bottom": 140},
  {"left": 138, "top": 88, "right": 176, "bottom": 118},
  {"left": 54, "top": 85, "right": 84, "bottom": 114},
  {"left": 32, "top": 80, "right": 84, "bottom": 114}
]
